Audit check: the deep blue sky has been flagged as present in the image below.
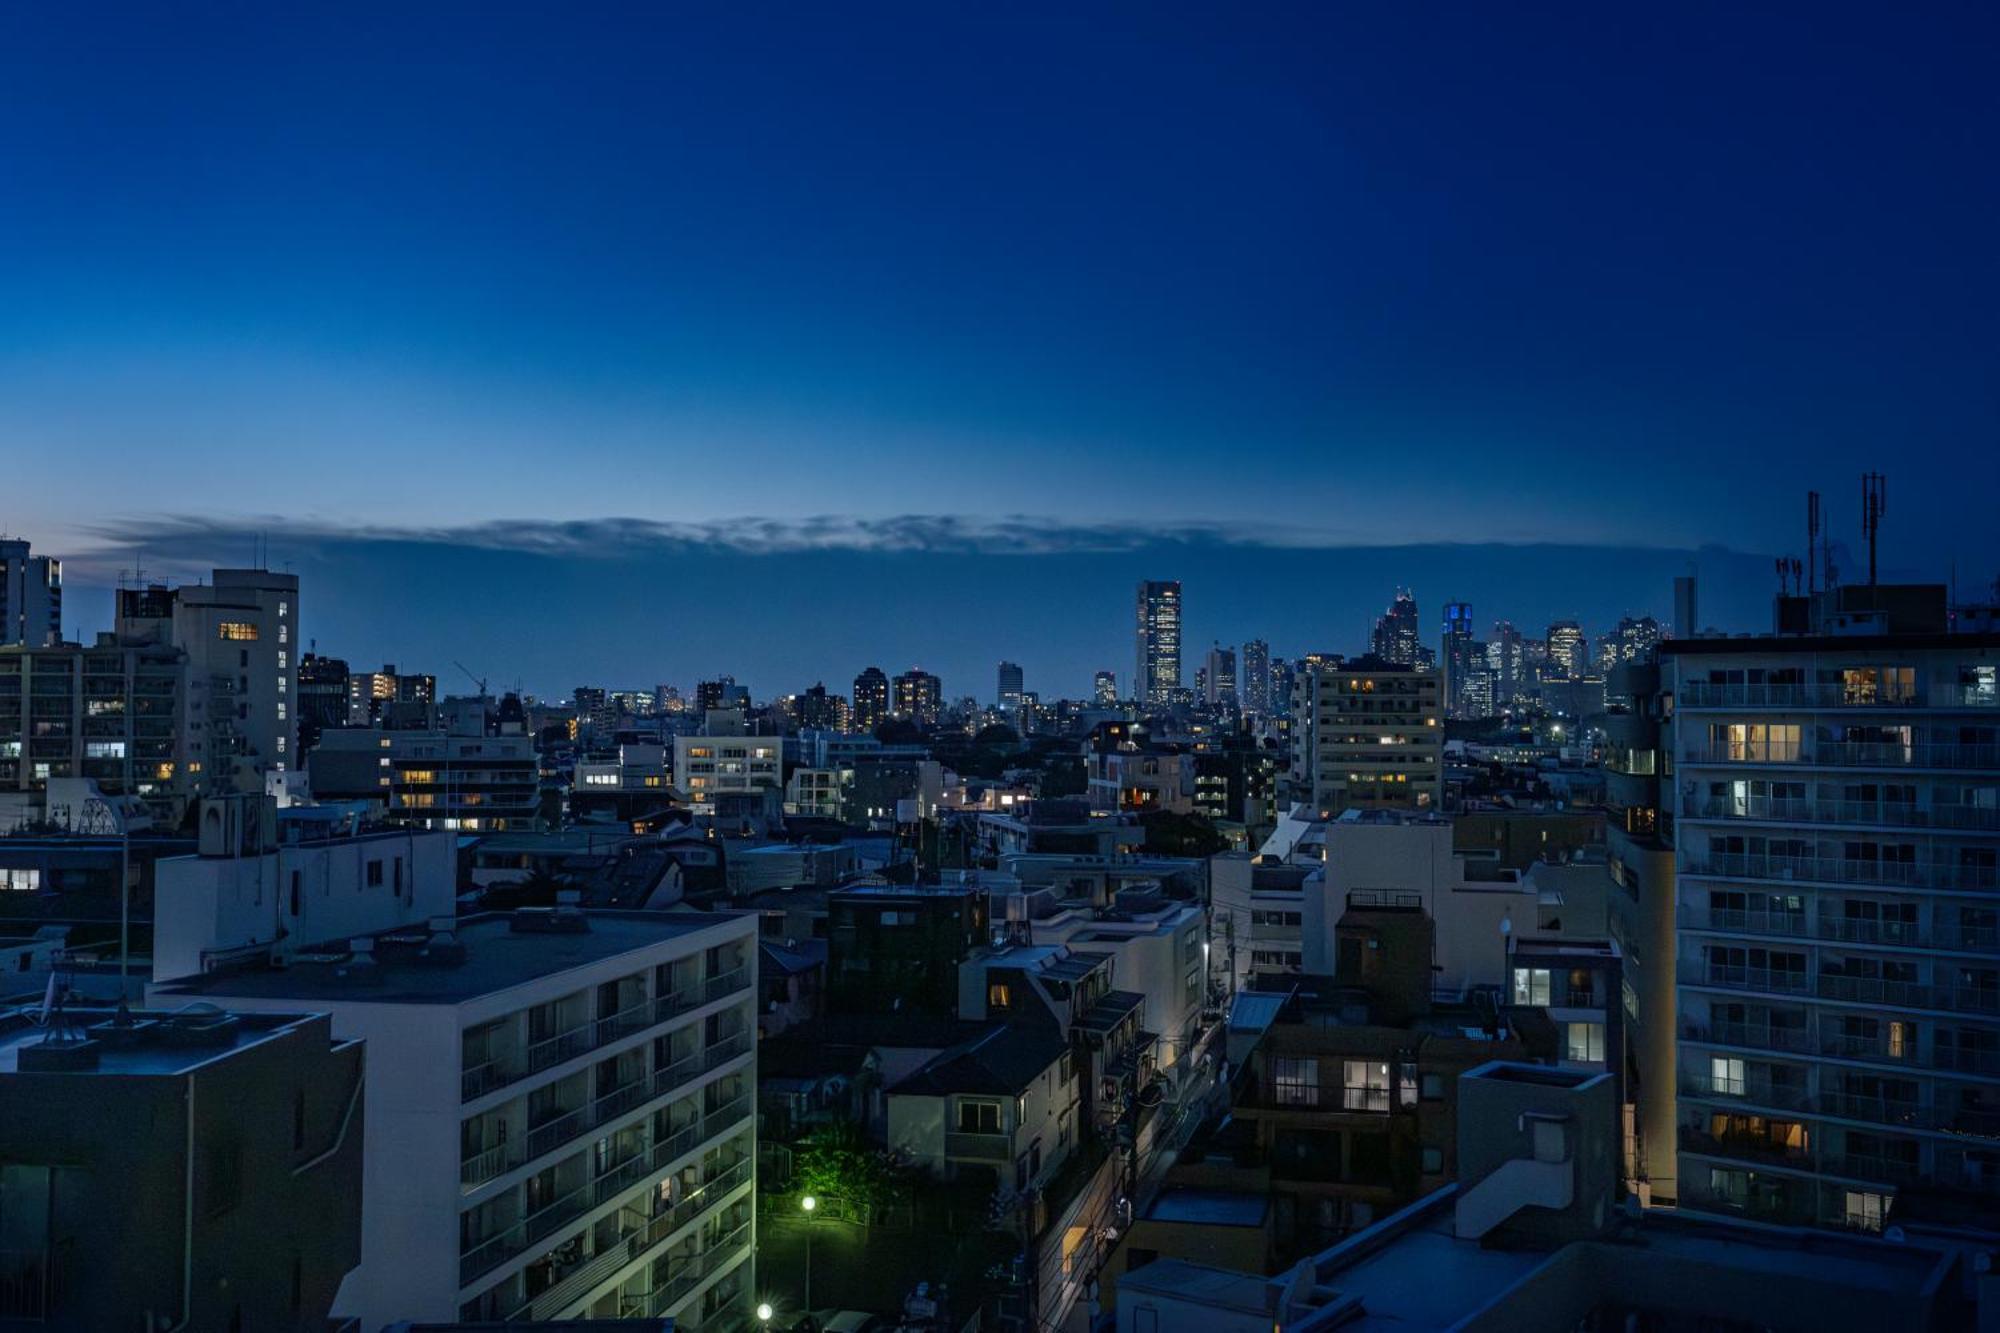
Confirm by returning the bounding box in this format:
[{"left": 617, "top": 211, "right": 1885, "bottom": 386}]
[{"left": 3, "top": 5, "right": 1996, "bottom": 693}]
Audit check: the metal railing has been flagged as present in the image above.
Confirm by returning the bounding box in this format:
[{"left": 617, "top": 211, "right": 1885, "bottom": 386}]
[
  {"left": 1677, "top": 1125, "right": 1813, "bottom": 1171},
  {"left": 1678, "top": 960, "right": 1813, "bottom": 996},
  {"left": 944, "top": 1130, "right": 1014, "bottom": 1161},
  {"left": 1677, "top": 1071, "right": 1811, "bottom": 1112},
  {"left": 1681, "top": 1020, "right": 1812, "bottom": 1055},
  {"left": 465, "top": 970, "right": 752, "bottom": 1104},
  {"left": 1681, "top": 852, "right": 1996, "bottom": 892},
  {"left": 502, "top": 1161, "right": 753, "bottom": 1322},
  {"left": 0, "top": 1245, "right": 67, "bottom": 1321},
  {"left": 1678, "top": 683, "right": 1951, "bottom": 710}
]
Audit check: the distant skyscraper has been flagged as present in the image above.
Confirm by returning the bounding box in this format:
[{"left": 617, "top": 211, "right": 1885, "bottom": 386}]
[
  {"left": 1241, "top": 638, "right": 1271, "bottom": 714},
  {"left": 0, "top": 537, "right": 61, "bottom": 647},
  {"left": 1674, "top": 573, "right": 1699, "bottom": 640},
  {"left": 1546, "top": 620, "right": 1587, "bottom": 679},
  {"left": 1204, "top": 643, "right": 1237, "bottom": 708},
  {"left": 851, "top": 666, "right": 890, "bottom": 732},
  {"left": 893, "top": 667, "right": 942, "bottom": 727},
  {"left": 1441, "top": 600, "right": 1480, "bottom": 719},
  {"left": 1135, "top": 580, "right": 1183, "bottom": 707},
  {"left": 1093, "top": 670, "right": 1118, "bottom": 706},
  {"left": 996, "top": 660, "right": 1024, "bottom": 709},
  {"left": 1613, "top": 615, "right": 1663, "bottom": 664},
  {"left": 1370, "top": 590, "right": 1421, "bottom": 666},
  {"left": 1489, "top": 620, "right": 1525, "bottom": 709}
]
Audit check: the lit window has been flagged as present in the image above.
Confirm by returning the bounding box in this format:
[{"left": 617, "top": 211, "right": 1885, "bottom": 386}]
[
  {"left": 217, "top": 622, "right": 259, "bottom": 641},
  {"left": 1565, "top": 1022, "right": 1605, "bottom": 1063},
  {"left": 1512, "top": 968, "right": 1552, "bottom": 1007},
  {"left": 1342, "top": 1060, "right": 1391, "bottom": 1112}
]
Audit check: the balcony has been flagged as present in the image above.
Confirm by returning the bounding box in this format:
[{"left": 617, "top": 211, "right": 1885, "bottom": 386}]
[
  {"left": 1680, "top": 852, "right": 1995, "bottom": 893},
  {"left": 627, "top": 1217, "right": 755, "bottom": 1320},
  {"left": 1682, "top": 1020, "right": 1812, "bottom": 1056},
  {"left": 1677, "top": 1124, "right": 1814, "bottom": 1172},
  {"left": 1678, "top": 683, "right": 1942, "bottom": 710},
  {"left": 463, "top": 1078, "right": 663, "bottom": 1192},
  {"left": 1681, "top": 741, "right": 2000, "bottom": 771},
  {"left": 1678, "top": 960, "right": 1812, "bottom": 997},
  {"left": 1677, "top": 1071, "right": 1811, "bottom": 1112},
  {"left": 466, "top": 979, "right": 754, "bottom": 1104},
  {"left": 503, "top": 1161, "right": 754, "bottom": 1321},
  {"left": 1823, "top": 1151, "right": 1929, "bottom": 1187},
  {"left": 944, "top": 1130, "right": 1014, "bottom": 1162},
  {"left": 1688, "top": 797, "right": 2000, "bottom": 833},
  {"left": 1683, "top": 906, "right": 1811, "bottom": 938}
]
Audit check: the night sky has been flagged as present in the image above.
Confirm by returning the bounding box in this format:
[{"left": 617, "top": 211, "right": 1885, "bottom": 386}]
[{"left": 3, "top": 5, "right": 1995, "bottom": 694}]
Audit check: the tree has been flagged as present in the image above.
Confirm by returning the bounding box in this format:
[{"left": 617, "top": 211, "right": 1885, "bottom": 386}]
[
  {"left": 1139, "top": 810, "right": 1229, "bottom": 858},
  {"left": 972, "top": 723, "right": 1019, "bottom": 747},
  {"left": 874, "top": 717, "right": 924, "bottom": 746},
  {"left": 1038, "top": 757, "right": 1087, "bottom": 799},
  {"left": 791, "top": 1119, "right": 914, "bottom": 1214}
]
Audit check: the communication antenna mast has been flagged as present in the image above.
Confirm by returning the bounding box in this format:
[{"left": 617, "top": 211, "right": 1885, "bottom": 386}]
[
  {"left": 1862, "top": 473, "right": 1887, "bottom": 586},
  {"left": 1806, "top": 492, "right": 1821, "bottom": 596}
]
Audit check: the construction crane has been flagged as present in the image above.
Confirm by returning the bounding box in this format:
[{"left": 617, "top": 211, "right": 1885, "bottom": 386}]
[{"left": 454, "top": 661, "right": 489, "bottom": 697}]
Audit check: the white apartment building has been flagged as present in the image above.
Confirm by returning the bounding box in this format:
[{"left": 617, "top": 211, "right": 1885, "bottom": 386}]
[
  {"left": 674, "top": 735, "right": 780, "bottom": 815},
  {"left": 1668, "top": 618, "right": 2000, "bottom": 1232},
  {"left": 151, "top": 808, "right": 760, "bottom": 1331},
  {"left": 1307, "top": 809, "right": 1530, "bottom": 997}
]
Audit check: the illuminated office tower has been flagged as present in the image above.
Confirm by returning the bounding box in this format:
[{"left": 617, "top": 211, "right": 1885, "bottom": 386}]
[{"left": 1135, "top": 581, "right": 1183, "bottom": 707}]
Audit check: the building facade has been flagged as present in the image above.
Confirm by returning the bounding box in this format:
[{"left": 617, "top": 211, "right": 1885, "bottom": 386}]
[
  {"left": 1291, "top": 658, "right": 1442, "bottom": 817},
  {"left": 1669, "top": 615, "right": 2000, "bottom": 1231},
  {"left": 0, "top": 537, "right": 61, "bottom": 648},
  {"left": 1135, "top": 581, "right": 1183, "bottom": 708}
]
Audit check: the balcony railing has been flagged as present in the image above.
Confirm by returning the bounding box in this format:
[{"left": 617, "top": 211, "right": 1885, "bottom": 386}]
[
  {"left": 1682, "top": 1020, "right": 1813, "bottom": 1055},
  {"left": 0, "top": 1244, "right": 68, "bottom": 1321},
  {"left": 1675, "top": 682, "right": 1985, "bottom": 710},
  {"left": 1678, "top": 960, "right": 1812, "bottom": 996},
  {"left": 1682, "top": 741, "right": 2000, "bottom": 770},
  {"left": 1688, "top": 797, "right": 2000, "bottom": 832},
  {"left": 1681, "top": 852, "right": 1996, "bottom": 892},
  {"left": 465, "top": 971, "right": 753, "bottom": 1104},
  {"left": 1823, "top": 1151, "right": 1929, "bottom": 1187},
  {"left": 701, "top": 1093, "right": 751, "bottom": 1139},
  {"left": 502, "top": 1161, "right": 754, "bottom": 1322},
  {"left": 1677, "top": 1125, "right": 1814, "bottom": 1171},
  {"left": 1677, "top": 1071, "right": 1811, "bottom": 1112},
  {"left": 466, "top": 1034, "right": 751, "bottom": 1191},
  {"left": 944, "top": 1130, "right": 1014, "bottom": 1162},
  {"left": 629, "top": 1217, "right": 756, "bottom": 1319},
  {"left": 1684, "top": 907, "right": 1811, "bottom": 938}
]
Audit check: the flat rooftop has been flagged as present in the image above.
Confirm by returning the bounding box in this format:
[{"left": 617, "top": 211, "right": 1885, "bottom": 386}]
[
  {"left": 154, "top": 909, "right": 747, "bottom": 1005},
  {"left": 0, "top": 1006, "right": 328, "bottom": 1077},
  {"left": 1147, "top": 1188, "right": 1268, "bottom": 1228}
]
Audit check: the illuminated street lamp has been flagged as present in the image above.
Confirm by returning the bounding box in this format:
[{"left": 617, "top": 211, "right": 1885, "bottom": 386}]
[
  {"left": 758, "top": 1302, "right": 775, "bottom": 1330},
  {"left": 801, "top": 1194, "right": 818, "bottom": 1313}
]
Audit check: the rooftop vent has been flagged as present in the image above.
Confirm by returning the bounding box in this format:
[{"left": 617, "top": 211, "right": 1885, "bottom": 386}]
[
  {"left": 510, "top": 906, "right": 590, "bottom": 935},
  {"left": 419, "top": 916, "right": 469, "bottom": 967}
]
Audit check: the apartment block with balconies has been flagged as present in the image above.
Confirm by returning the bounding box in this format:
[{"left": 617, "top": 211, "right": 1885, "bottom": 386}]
[
  {"left": 151, "top": 905, "right": 759, "bottom": 1333},
  {"left": 1666, "top": 610, "right": 2000, "bottom": 1233}
]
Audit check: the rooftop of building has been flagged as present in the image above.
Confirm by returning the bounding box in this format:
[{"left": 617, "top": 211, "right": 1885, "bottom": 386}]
[
  {"left": 153, "top": 908, "right": 749, "bottom": 1005},
  {"left": 0, "top": 1003, "right": 336, "bottom": 1077},
  {"left": 1146, "top": 1188, "right": 1268, "bottom": 1228},
  {"left": 1122, "top": 1183, "right": 1963, "bottom": 1332},
  {"left": 889, "top": 1021, "right": 1069, "bottom": 1097}
]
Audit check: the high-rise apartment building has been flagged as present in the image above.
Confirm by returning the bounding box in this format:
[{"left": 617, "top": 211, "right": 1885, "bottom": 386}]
[
  {"left": 1668, "top": 584, "right": 2000, "bottom": 1232},
  {"left": 1241, "top": 639, "right": 1271, "bottom": 714},
  {"left": 892, "top": 668, "right": 942, "bottom": 727},
  {"left": 0, "top": 537, "right": 61, "bottom": 647},
  {"left": 1370, "top": 590, "right": 1421, "bottom": 666},
  {"left": 851, "top": 666, "right": 890, "bottom": 732},
  {"left": 1291, "top": 656, "right": 1443, "bottom": 816},
  {"left": 1204, "top": 643, "right": 1237, "bottom": 708},
  {"left": 0, "top": 637, "right": 191, "bottom": 821},
  {"left": 1547, "top": 620, "right": 1588, "bottom": 680},
  {"left": 1135, "top": 581, "right": 1182, "bottom": 707},
  {"left": 117, "top": 570, "right": 301, "bottom": 792},
  {"left": 1093, "top": 670, "right": 1118, "bottom": 707},
  {"left": 997, "top": 660, "right": 1025, "bottom": 709}
]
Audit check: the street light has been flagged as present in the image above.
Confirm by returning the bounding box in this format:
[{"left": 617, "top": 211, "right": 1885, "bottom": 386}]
[
  {"left": 758, "top": 1303, "right": 774, "bottom": 1328},
  {"left": 801, "top": 1194, "right": 817, "bottom": 1313}
]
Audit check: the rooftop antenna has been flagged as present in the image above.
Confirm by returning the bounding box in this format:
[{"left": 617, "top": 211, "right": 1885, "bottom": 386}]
[
  {"left": 1806, "top": 491, "right": 1821, "bottom": 596},
  {"left": 1862, "top": 472, "right": 1886, "bottom": 586}
]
